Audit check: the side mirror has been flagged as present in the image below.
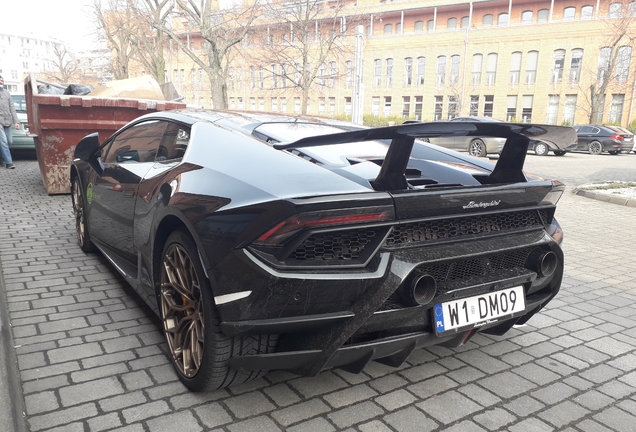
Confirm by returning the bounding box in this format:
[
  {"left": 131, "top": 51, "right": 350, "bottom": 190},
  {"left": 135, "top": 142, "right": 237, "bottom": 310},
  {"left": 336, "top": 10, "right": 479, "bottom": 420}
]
[{"left": 74, "top": 133, "right": 100, "bottom": 161}]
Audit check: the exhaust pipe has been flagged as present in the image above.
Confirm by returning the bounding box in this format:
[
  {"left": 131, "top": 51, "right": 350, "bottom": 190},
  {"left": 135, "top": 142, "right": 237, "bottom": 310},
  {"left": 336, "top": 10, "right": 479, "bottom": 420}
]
[
  {"left": 527, "top": 249, "right": 558, "bottom": 277},
  {"left": 399, "top": 273, "right": 437, "bottom": 306}
]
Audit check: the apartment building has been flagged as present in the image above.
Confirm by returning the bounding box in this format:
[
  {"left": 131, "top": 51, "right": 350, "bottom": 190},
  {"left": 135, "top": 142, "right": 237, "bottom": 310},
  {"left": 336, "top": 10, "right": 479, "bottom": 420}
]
[{"left": 166, "top": 0, "right": 636, "bottom": 126}]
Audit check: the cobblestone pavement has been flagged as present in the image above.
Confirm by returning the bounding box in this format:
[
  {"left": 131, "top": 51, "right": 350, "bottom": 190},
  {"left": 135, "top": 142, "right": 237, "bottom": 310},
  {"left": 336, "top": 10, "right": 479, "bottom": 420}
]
[{"left": 1, "top": 153, "right": 635, "bottom": 432}]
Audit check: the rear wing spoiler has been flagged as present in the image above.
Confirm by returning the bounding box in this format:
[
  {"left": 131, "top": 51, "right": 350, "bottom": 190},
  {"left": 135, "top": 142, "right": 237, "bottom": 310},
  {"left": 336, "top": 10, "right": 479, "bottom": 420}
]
[{"left": 274, "top": 122, "right": 576, "bottom": 191}]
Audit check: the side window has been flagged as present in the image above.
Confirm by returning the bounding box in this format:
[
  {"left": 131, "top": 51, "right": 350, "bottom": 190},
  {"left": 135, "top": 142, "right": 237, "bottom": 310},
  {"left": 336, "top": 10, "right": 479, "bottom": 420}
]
[
  {"left": 591, "top": 127, "right": 600, "bottom": 134},
  {"left": 158, "top": 123, "right": 191, "bottom": 161},
  {"left": 579, "top": 126, "right": 592, "bottom": 133},
  {"left": 103, "top": 121, "right": 168, "bottom": 164}
]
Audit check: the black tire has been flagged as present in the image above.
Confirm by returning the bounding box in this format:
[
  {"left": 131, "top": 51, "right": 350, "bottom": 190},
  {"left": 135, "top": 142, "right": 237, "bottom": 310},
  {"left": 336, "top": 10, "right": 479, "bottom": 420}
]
[
  {"left": 534, "top": 142, "right": 549, "bottom": 156},
  {"left": 469, "top": 139, "right": 487, "bottom": 157},
  {"left": 553, "top": 151, "right": 566, "bottom": 156},
  {"left": 71, "top": 177, "right": 95, "bottom": 253},
  {"left": 588, "top": 141, "right": 603, "bottom": 155},
  {"left": 159, "top": 229, "right": 278, "bottom": 391}
]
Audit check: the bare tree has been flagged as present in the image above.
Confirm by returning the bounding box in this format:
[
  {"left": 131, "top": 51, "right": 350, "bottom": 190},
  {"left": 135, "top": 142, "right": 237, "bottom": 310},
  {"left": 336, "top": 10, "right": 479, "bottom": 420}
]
[
  {"left": 92, "top": 0, "right": 136, "bottom": 80},
  {"left": 42, "top": 42, "right": 81, "bottom": 83},
  {"left": 579, "top": 1, "right": 636, "bottom": 123},
  {"left": 252, "top": 0, "right": 362, "bottom": 114},
  {"left": 155, "top": 0, "right": 260, "bottom": 109}
]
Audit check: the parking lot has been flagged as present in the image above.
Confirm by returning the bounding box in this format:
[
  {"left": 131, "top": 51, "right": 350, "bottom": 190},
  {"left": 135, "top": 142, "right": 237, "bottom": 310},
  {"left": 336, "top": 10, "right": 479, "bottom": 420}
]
[{"left": 1, "top": 151, "right": 636, "bottom": 432}]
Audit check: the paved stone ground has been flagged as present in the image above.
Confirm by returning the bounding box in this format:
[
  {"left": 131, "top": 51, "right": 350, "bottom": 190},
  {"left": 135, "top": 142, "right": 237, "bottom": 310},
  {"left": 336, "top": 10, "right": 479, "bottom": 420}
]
[{"left": 1, "top": 153, "right": 636, "bottom": 432}]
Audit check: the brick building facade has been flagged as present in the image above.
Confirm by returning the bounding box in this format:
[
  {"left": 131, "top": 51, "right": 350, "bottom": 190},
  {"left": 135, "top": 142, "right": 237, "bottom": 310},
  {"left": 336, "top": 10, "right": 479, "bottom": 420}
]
[{"left": 165, "top": 0, "right": 636, "bottom": 126}]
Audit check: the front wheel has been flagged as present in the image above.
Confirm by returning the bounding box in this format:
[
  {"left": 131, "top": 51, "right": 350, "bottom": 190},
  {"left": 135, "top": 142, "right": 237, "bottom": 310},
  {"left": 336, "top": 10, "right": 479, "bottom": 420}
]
[
  {"left": 588, "top": 141, "right": 603, "bottom": 155},
  {"left": 534, "top": 142, "right": 549, "bottom": 156},
  {"left": 71, "top": 177, "right": 95, "bottom": 253},
  {"left": 553, "top": 151, "right": 566, "bottom": 156},
  {"left": 159, "top": 229, "right": 277, "bottom": 391},
  {"left": 469, "top": 139, "right": 487, "bottom": 157}
]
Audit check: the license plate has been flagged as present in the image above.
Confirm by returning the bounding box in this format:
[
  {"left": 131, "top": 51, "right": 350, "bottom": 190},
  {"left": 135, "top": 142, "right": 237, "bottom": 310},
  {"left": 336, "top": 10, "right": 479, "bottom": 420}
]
[{"left": 433, "top": 286, "right": 525, "bottom": 334}]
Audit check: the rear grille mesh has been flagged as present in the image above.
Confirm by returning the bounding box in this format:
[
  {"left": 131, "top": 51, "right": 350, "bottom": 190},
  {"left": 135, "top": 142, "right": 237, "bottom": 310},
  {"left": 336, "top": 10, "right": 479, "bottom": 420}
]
[
  {"left": 290, "top": 228, "right": 379, "bottom": 261},
  {"left": 384, "top": 210, "right": 545, "bottom": 246}
]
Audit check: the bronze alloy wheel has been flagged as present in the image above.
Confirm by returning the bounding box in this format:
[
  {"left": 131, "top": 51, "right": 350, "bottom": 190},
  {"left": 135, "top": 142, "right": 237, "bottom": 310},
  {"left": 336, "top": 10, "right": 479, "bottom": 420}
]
[
  {"left": 71, "top": 178, "right": 94, "bottom": 252},
  {"left": 161, "top": 243, "right": 205, "bottom": 378}
]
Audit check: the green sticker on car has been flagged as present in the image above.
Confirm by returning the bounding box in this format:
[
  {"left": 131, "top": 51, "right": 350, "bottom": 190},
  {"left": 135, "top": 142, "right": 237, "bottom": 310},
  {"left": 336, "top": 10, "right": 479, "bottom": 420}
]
[{"left": 87, "top": 183, "right": 93, "bottom": 205}]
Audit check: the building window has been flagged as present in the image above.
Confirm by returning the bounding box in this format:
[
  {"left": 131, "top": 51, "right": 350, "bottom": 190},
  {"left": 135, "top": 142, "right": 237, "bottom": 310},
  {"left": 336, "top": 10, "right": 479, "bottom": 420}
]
[
  {"left": 344, "top": 97, "right": 352, "bottom": 116},
  {"left": 483, "top": 14, "right": 493, "bottom": 27},
  {"left": 538, "top": 9, "right": 549, "bottom": 22},
  {"left": 450, "top": 55, "right": 460, "bottom": 85},
  {"left": 384, "top": 96, "right": 392, "bottom": 116},
  {"left": 258, "top": 98, "right": 264, "bottom": 111},
  {"left": 386, "top": 58, "right": 393, "bottom": 87},
  {"left": 228, "top": 68, "right": 235, "bottom": 90},
  {"left": 546, "top": 95, "right": 559, "bottom": 124},
  {"left": 279, "top": 97, "right": 285, "bottom": 112},
  {"left": 609, "top": 2, "right": 622, "bottom": 17},
  {"left": 510, "top": 51, "right": 522, "bottom": 85},
  {"left": 522, "top": 95, "right": 533, "bottom": 122},
  {"left": 563, "top": 7, "right": 576, "bottom": 20},
  {"left": 402, "top": 96, "right": 411, "bottom": 118},
  {"left": 469, "top": 95, "right": 479, "bottom": 116},
  {"left": 328, "top": 97, "right": 335, "bottom": 115},
  {"left": 238, "top": 97, "right": 244, "bottom": 109},
  {"left": 629, "top": 1, "right": 636, "bottom": 16},
  {"left": 563, "top": 95, "right": 577, "bottom": 124},
  {"left": 472, "top": 54, "right": 482, "bottom": 85},
  {"left": 486, "top": 53, "right": 498, "bottom": 85},
  {"left": 318, "top": 97, "right": 325, "bottom": 114},
  {"left": 570, "top": 49, "right": 583, "bottom": 82},
  {"left": 506, "top": 95, "right": 518, "bottom": 121},
  {"left": 250, "top": 66, "right": 256, "bottom": 88},
  {"left": 461, "top": 16, "right": 469, "bottom": 28},
  {"left": 427, "top": 20, "right": 435, "bottom": 32},
  {"left": 404, "top": 57, "right": 413, "bottom": 87},
  {"left": 552, "top": 49, "right": 565, "bottom": 82},
  {"left": 384, "top": 24, "right": 393, "bottom": 34},
  {"left": 329, "top": 62, "right": 336, "bottom": 88},
  {"left": 521, "top": 10, "right": 533, "bottom": 23},
  {"left": 598, "top": 47, "right": 611, "bottom": 82},
  {"left": 345, "top": 61, "right": 353, "bottom": 88},
  {"left": 581, "top": 5, "right": 594, "bottom": 19},
  {"left": 271, "top": 65, "right": 277, "bottom": 88},
  {"left": 414, "top": 96, "right": 423, "bottom": 120},
  {"left": 616, "top": 46, "right": 632, "bottom": 82},
  {"left": 372, "top": 97, "right": 380, "bottom": 116},
  {"left": 294, "top": 97, "right": 301, "bottom": 113},
  {"left": 448, "top": 96, "right": 458, "bottom": 119},
  {"left": 483, "top": 95, "right": 494, "bottom": 117},
  {"left": 417, "top": 57, "right": 426, "bottom": 85},
  {"left": 271, "top": 97, "right": 278, "bottom": 112},
  {"left": 414, "top": 21, "right": 424, "bottom": 33},
  {"left": 250, "top": 97, "right": 256, "bottom": 110},
  {"left": 609, "top": 94, "right": 625, "bottom": 123},
  {"left": 447, "top": 18, "right": 457, "bottom": 30},
  {"left": 526, "top": 50, "right": 539, "bottom": 84},
  {"left": 258, "top": 66, "right": 265, "bottom": 89},
  {"left": 374, "top": 59, "right": 382, "bottom": 87},
  {"left": 396, "top": 23, "right": 402, "bottom": 34},
  {"left": 319, "top": 63, "right": 326, "bottom": 86},
  {"left": 434, "top": 96, "right": 443, "bottom": 120},
  {"left": 230, "top": 97, "right": 235, "bottom": 109},
  {"left": 498, "top": 13, "right": 509, "bottom": 26},
  {"left": 437, "top": 56, "right": 446, "bottom": 86}
]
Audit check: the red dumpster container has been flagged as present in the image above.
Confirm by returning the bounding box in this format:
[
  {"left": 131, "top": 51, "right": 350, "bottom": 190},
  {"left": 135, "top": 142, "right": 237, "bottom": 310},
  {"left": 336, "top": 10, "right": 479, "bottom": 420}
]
[{"left": 24, "top": 74, "right": 187, "bottom": 194}]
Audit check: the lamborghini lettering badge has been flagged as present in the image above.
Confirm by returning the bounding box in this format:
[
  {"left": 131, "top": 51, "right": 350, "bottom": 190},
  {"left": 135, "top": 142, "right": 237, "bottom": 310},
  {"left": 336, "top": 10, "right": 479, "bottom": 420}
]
[{"left": 463, "top": 200, "right": 501, "bottom": 209}]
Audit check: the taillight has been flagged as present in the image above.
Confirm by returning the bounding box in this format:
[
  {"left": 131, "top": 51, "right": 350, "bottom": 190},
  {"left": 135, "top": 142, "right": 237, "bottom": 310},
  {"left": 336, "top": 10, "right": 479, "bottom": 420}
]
[
  {"left": 255, "top": 206, "right": 394, "bottom": 245},
  {"left": 611, "top": 135, "right": 624, "bottom": 141}
]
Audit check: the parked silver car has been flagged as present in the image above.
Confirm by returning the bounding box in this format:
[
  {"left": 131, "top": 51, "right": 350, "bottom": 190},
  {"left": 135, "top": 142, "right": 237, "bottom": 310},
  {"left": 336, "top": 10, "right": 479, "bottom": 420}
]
[{"left": 428, "top": 116, "right": 506, "bottom": 157}]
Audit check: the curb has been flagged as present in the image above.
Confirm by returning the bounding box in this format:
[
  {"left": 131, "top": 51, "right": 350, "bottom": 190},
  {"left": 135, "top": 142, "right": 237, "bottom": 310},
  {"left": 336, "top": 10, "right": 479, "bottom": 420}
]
[
  {"left": 0, "top": 254, "right": 27, "bottom": 432},
  {"left": 573, "top": 188, "right": 636, "bottom": 208}
]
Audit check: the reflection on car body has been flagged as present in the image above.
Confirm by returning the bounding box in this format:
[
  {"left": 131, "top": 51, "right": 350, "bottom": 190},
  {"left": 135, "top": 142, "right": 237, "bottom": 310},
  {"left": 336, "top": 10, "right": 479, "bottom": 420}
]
[{"left": 70, "top": 110, "right": 574, "bottom": 391}]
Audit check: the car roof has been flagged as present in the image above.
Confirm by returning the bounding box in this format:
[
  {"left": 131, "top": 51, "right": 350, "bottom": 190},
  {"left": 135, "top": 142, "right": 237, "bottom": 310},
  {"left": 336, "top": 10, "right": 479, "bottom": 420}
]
[{"left": 450, "top": 116, "right": 503, "bottom": 122}]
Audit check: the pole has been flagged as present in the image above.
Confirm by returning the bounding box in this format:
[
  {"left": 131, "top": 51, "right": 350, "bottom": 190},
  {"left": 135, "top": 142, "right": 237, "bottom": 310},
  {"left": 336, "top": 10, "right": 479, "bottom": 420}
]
[{"left": 352, "top": 25, "right": 364, "bottom": 125}]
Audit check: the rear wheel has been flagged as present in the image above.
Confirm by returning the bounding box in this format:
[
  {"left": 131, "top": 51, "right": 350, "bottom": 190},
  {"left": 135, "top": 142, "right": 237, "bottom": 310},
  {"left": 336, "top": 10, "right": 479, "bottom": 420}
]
[
  {"left": 553, "top": 151, "right": 566, "bottom": 156},
  {"left": 534, "top": 142, "right": 549, "bottom": 156},
  {"left": 71, "top": 177, "right": 95, "bottom": 253},
  {"left": 160, "top": 229, "right": 277, "bottom": 391},
  {"left": 469, "top": 139, "right": 487, "bottom": 157},
  {"left": 588, "top": 141, "right": 603, "bottom": 155}
]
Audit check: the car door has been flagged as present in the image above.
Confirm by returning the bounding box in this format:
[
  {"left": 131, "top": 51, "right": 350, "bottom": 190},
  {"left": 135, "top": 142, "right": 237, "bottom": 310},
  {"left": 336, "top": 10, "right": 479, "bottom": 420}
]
[
  {"left": 88, "top": 120, "right": 168, "bottom": 259},
  {"left": 576, "top": 126, "right": 593, "bottom": 150}
]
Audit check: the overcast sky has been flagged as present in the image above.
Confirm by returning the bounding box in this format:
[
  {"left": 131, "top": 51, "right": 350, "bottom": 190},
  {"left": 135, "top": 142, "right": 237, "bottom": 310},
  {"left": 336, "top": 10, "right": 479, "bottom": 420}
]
[{"left": 6, "top": 0, "right": 100, "bottom": 51}]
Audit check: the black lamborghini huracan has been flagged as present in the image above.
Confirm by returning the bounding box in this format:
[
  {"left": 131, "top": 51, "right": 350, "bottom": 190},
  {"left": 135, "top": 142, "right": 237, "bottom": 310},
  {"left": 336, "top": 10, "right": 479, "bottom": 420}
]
[{"left": 70, "top": 110, "right": 574, "bottom": 391}]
